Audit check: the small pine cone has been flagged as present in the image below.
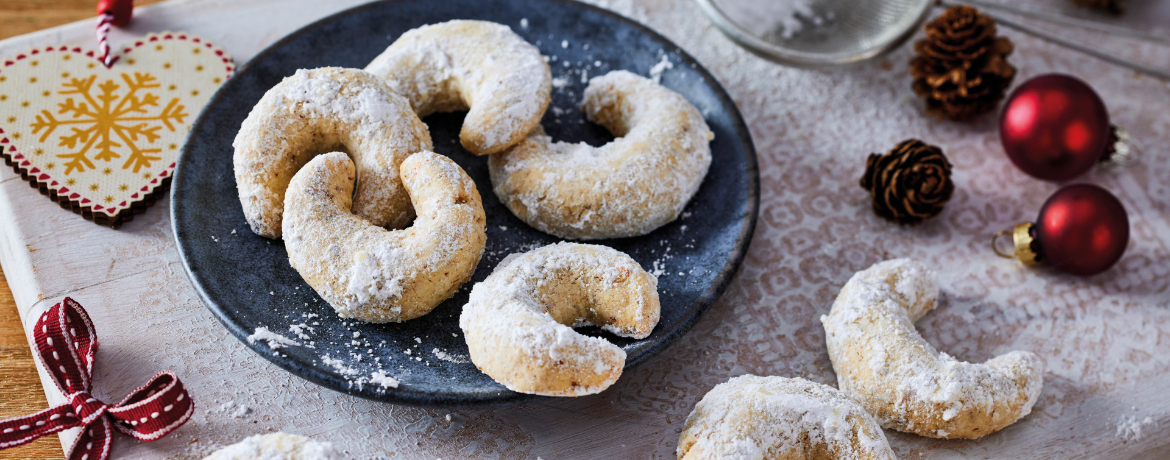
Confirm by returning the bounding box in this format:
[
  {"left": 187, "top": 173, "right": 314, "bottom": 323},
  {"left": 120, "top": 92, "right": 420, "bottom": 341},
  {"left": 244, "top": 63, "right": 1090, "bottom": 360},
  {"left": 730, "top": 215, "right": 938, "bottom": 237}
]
[
  {"left": 909, "top": 6, "right": 1017, "bottom": 121},
  {"left": 860, "top": 139, "right": 954, "bottom": 225},
  {"left": 1068, "top": 0, "right": 1125, "bottom": 14}
]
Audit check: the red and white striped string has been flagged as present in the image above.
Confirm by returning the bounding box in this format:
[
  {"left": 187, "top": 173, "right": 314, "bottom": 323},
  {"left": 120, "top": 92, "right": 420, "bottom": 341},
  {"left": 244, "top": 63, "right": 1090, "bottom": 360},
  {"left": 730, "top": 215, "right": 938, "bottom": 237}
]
[
  {"left": 96, "top": 11, "right": 116, "bottom": 67},
  {"left": 95, "top": 0, "right": 133, "bottom": 67}
]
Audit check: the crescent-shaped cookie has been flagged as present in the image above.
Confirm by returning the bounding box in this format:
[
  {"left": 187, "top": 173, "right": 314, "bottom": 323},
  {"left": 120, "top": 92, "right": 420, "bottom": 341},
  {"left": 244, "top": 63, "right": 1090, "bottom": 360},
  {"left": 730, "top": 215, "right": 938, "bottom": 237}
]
[
  {"left": 678, "top": 375, "right": 896, "bottom": 460},
  {"left": 489, "top": 70, "right": 713, "bottom": 240},
  {"left": 459, "top": 242, "right": 660, "bottom": 396},
  {"left": 821, "top": 259, "right": 1044, "bottom": 439},
  {"left": 283, "top": 151, "right": 486, "bottom": 323},
  {"left": 365, "top": 20, "right": 551, "bottom": 155},
  {"left": 233, "top": 67, "right": 432, "bottom": 238}
]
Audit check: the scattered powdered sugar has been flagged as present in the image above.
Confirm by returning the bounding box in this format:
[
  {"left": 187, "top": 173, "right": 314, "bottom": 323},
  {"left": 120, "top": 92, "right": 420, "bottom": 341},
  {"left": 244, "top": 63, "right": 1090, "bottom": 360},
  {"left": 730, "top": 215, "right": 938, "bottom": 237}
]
[
  {"left": 649, "top": 259, "right": 667, "bottom": 278},
  {"left": 319, "top": 352, "right": 407, "bottom": 392},
  {"left": 432, "top": 348, "right": 470, "bottom": 364},
  {"left": 648, "top": 54, "right": 673, "bottom": 83},
  {"left": 203, "top": 432, "right": 341, "bottom": 460},
  {"left": 216, "top": 401, "right": 251, "bottom": 419},
  {"left": 370, "top": 370, "right": 401, "bottom": 389},
  {"left": 231, "top": 405, "right": 251, "bottom": 418},
  {"left": 288, "top": 323, "right": 313, "bottom": 341},
  {"left": 320, "top": 355, "right": 360, "bottom": 377},
  {"left": 1115, "top": 415, "right": 1155, "bottom": 442},
  {"left": 247, "top": 327, "right": 301, "bottom": 350}
]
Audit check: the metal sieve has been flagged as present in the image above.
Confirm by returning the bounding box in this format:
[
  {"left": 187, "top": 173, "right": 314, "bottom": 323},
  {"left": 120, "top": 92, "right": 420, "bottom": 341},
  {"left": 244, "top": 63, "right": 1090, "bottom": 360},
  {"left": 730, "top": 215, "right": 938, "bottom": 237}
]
[
  {"left": 695, "top": 0, "right": 1170, "bottom": 81},
  {"left": 694, "top": 0, "right": 933, "bottom": 67}
]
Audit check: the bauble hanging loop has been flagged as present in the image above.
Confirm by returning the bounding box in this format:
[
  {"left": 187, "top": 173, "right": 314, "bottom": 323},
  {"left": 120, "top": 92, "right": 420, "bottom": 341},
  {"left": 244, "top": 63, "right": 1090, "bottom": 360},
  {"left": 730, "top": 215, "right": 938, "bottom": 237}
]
[
  {"left": 999, "top": 74, "right": 1134, "bottom": 181},
  {"left": 993, "top": 183, "right": 1129, "bottom": 275},
  {"left": 992, "top": 223, "right": 1042, "bottom": 265}
]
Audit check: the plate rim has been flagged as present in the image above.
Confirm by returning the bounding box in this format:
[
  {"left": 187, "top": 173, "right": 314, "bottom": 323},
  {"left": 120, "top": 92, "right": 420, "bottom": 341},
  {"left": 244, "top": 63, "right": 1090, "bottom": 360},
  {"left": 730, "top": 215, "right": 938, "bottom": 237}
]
[{"left": 171, "top": 0, "right": 760, "bottom": 407}]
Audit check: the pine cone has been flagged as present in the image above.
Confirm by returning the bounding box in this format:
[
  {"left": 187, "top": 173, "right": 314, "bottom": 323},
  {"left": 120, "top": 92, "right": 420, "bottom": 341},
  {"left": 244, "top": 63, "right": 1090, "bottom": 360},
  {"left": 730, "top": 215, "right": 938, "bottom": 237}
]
[
  {"left": 909, "top": 6, "right": 1016, "bottom": 121},
  {"left": 860, "top": 139, "right": 954, "bottom": 225},
  {"left": 1068, "top": 0, "right": 1125, "bottom": 14}
]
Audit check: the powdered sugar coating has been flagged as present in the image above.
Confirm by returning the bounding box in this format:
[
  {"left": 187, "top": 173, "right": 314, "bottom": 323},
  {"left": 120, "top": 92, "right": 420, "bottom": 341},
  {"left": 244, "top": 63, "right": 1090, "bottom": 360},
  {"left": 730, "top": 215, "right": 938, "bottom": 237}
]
[
  {"left": 489, "top": 70, "right": 713, "bottom": 240},
  {"left": 677, "top": 375, "right": 895, "bottom": 460},
  {"left": 283, "top": 151, "right": 486, "bottom": 323},
  {"left": 203, "top": 432, "right": 340, "bottom": 460},
  {"left": 460, "top": 242, "right": 660, "bottom": 396},
  {"left": 821, "top": 259, "right": 1044, "bottom": 439},
  {"left": 247, "top": 327, "right": 300, "bottom": 350},
  {"left": 233, "top": 67, "right": 432, "bottom": 238},
  {"left": 365, "top": 20, "right": 551, "bottom": 155}
]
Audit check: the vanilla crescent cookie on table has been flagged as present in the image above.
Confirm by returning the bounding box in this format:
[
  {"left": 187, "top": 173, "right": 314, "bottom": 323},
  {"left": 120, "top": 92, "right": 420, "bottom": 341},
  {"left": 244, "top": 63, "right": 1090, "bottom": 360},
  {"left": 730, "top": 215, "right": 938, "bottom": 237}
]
[
  {"left": 490, "top": 70, "right": 713, "bottom": 240},
  {"left": 460, "top": 242, "right": 660, "bottom": 396},
  {"left": 821, "top": 259, "right": 1044, "bottom": 439},
  {"left": 678, "top": 375, "right": 896, "bottom": 460},
  {"left": 233, "top": 67, "right": 432, "bottom": 238},
  {"left": 365, "top": 20, "right": 551, "bottom": 155},
  {"left": 283, "top": 151, "right": 486, "bottom": 323}
]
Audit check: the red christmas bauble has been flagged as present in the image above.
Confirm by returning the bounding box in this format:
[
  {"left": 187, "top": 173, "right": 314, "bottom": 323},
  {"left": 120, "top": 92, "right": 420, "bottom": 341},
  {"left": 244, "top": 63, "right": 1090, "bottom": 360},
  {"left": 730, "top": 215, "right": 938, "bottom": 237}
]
[
  {"left": 1000, "top": 74, "right": 1110, "bottom": 181},
  {"left": 97, "top": 0, "right": 134, "bottom": 27},
  {"left": 1035, "top": 184, "right": 1128, "bottom": 275}
]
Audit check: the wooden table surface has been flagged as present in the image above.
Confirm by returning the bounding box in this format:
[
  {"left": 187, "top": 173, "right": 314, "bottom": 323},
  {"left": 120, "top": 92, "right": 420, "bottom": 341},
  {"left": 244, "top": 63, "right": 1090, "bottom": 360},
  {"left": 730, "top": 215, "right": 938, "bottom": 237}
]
[
  {"left": 0, "top": 267, "right": 58, "bottom": 460},
  {"left": 0, "top": 3, "right": 160, "bottom": 459},
  {"left": 1, "top": 0, "right": 80, "bottom": 450},
  {"left": 0, "top": 2, "right": 67, "bottom": 456}
]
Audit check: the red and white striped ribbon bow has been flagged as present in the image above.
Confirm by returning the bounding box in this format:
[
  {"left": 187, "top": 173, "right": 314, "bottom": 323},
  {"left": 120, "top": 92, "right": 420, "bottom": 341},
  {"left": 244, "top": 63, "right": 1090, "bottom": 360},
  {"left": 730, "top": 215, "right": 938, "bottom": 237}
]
[{"left": 0, "top": 298, "right": 193, "bottom": 459}]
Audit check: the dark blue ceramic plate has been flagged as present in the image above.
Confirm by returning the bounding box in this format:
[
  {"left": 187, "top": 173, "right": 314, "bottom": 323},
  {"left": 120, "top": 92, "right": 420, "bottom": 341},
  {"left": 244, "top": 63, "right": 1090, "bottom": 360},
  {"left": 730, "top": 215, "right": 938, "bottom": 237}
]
[{"left": 173, "top": 0, "right": 758, "bottom": 406}]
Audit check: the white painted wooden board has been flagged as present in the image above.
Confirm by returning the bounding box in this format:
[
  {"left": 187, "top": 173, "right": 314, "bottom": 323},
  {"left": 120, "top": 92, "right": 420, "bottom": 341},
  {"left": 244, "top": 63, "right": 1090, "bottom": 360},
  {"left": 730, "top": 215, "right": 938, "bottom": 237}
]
[{"left": 1, "top": 0, "right": 1169, "bottom": 458}]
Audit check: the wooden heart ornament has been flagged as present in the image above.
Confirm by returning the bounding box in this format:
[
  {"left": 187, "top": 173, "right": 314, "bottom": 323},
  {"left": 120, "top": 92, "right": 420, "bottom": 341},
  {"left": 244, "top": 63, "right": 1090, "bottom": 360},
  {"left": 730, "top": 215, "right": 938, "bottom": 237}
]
[{"left": 0, "top": 32, "right": 233, "bottom": 227}]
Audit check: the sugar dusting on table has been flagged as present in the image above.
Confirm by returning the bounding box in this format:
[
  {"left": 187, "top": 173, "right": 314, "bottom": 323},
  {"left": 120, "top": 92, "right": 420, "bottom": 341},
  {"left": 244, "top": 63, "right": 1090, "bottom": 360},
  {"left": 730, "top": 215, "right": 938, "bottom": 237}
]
[
  {"left": 203, "top": 432, "right": 341, "bottom": 460},
  {"left": 1115, "top": 414, "right": 1155, "bottom": 442}
]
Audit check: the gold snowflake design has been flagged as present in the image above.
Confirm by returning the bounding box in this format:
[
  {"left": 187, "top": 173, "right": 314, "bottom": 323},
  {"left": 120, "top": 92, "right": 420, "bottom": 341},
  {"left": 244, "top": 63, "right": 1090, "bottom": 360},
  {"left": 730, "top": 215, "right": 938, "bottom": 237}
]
[{"left": 30, "top": 72, "right": 187, "bottom": 175}]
